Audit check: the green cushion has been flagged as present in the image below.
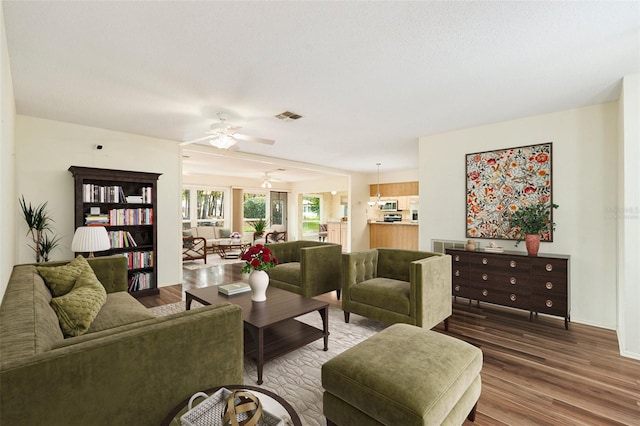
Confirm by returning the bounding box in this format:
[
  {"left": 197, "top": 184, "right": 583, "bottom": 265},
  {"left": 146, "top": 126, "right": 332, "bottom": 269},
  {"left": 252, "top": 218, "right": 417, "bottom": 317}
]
[
  {"left": 350, "top": 277, "right": 410, "bottom": 314},
  {"left": 87, "top": 292, "right": 155, "bottom": 333},
  {"left": 267, "top": 262, "right": 301, "bottom": 286},
  {"left": 50, "top": 269, "right": 107, "bottom": 337},
  {"left": 218, "top": 228, "right": 231, "bottom": 238},
  {"left": 37, "top": 255, "right": 94, "bottom": 297}
]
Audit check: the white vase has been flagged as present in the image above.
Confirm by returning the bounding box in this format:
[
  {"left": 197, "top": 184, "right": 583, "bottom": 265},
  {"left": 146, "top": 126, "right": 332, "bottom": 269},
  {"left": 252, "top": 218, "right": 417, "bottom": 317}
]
[{"left": 248, "top": 270, "right": 269, "bottom": 302}]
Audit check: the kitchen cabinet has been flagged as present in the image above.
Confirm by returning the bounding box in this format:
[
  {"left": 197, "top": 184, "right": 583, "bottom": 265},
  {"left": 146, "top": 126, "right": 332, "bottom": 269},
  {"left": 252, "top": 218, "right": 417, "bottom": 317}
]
[
  {"left": 369, "top": 181, "right": 418, "bottom": 197},
  {"left": 369, "top": 223, "right": 418, "bottom": 250},
  {"left": 327, "top": 222, "right": 348, "bottom": 250}
]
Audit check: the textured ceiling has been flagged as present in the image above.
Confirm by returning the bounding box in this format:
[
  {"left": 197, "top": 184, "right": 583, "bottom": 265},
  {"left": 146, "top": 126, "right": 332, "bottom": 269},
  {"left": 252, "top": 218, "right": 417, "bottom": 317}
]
[{"left": 3, "top": 1, "right": 639, "bottom": 177}]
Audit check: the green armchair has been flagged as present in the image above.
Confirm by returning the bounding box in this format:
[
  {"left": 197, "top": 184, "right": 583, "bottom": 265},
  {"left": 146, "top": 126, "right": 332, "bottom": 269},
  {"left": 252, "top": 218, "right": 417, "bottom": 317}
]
[
  {"left": 342, "top": 248, "right": 452, "bottom": 330},
  {"left": 265, "top": 240, "right": 342, "bottom": 298}
]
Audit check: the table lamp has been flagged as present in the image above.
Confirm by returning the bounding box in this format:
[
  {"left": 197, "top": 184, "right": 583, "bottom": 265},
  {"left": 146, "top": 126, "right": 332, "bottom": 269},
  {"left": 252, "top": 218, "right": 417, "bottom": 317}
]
[{"left": 71, "top": 226, "right": 111, "bottom": 257}]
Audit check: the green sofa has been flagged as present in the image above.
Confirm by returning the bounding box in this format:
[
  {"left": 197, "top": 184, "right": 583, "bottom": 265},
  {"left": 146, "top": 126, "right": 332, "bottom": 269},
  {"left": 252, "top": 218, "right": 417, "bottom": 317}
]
[
  {"left": 265, "top": 240, "right": 342, "bottom": 298},
  {"left": 342, "top": 248, "right": 452, "bottom": 330},
  {"left": 0, "top": 256, "right": 243, "bottom": 426}
]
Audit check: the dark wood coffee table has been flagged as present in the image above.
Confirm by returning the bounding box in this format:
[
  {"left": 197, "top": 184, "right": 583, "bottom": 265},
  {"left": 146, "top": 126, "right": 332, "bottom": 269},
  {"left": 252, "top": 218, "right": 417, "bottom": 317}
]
[{"left": 186, "top": 286, "right": 329, "bottom": 385}]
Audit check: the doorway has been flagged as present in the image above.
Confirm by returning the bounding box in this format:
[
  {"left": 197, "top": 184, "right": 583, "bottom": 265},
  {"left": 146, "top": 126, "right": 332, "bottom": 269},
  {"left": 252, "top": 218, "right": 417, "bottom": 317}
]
[{"left": 270, "top": 191, "right": 287, "bottom": 231}]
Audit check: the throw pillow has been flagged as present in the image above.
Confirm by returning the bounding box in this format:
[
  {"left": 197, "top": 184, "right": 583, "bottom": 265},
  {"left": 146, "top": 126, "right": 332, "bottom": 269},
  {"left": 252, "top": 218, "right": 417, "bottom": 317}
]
[
  {"left": 37, "top": 255, "right": 94, "bottom": 297},
  {"left": 218, "top": 228, "right": 231, "bottom": 238},
  {"left": 50, "top": 269, "right": 107, "bottom": 337}
]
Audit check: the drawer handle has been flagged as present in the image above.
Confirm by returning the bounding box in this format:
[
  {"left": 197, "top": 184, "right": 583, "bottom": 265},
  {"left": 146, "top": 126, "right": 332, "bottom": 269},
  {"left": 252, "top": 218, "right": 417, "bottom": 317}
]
[
  {"left": 482, "top": 273, "right": 488, "bottom": 281},
  {"left": 510, "top": 260, "right": 516, "bottom": 268},
  {"left": 454, "top": 285, "right": 460, "bottom": 292},
  {"left": 546, "top": 300, "right": 553, "bottom": 308},
  {"left": 482, "top": 258, "right": 488, "bottom": 265},
  {"left": 510, "top": 277, "right": 517, "bottom": 285},
  {"left": 482, "top": 289, "right": 488, "bottom": 296},
  {"left": 546, "top": 282, "right": 553, "bottom": 290},
  {"left": 455, "top": 270, "right": 460, "bottom": 277},
  {"left": 546, "top": 264, "right": 553, "bottom": 272},
  {"left": 455, "top": 255, "right": 460, "bottom": 261},
  {"left": 510, "top": 294, "right": 517, "bottom": 302}
]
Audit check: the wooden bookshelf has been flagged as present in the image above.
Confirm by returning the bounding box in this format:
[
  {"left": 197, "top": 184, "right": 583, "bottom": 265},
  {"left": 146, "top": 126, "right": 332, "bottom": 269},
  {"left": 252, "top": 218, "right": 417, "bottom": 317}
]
[{"left": 68, "top": 166, "right": 161, "bottom": 297}]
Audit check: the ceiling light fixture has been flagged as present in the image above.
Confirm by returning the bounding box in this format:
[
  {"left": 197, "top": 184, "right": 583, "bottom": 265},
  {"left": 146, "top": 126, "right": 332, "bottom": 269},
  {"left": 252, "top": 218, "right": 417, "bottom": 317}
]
[
  {"left": 261, "top": 179, "right": 272, "bottom": 189},
  {"left": 209, "top": 134, "right": 236, "bottom": 150},
  {"left": 368, "top": 162, "right": 384, "bottom": 207}
]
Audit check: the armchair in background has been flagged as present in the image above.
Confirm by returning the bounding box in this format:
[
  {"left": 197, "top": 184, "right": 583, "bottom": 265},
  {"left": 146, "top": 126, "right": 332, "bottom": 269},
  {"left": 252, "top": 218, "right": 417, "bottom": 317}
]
[
  {"left": 265, "top": 240, "right": 342, "bottom": 298},
  {"left": 318, "top": 224, "right": 328, "bottom": 242},
  {"left": 182, "top": 236, "right": 207, "bottom": 263},
  {"left": 341, "top": 248, "right": 451, "bottom": 330}
]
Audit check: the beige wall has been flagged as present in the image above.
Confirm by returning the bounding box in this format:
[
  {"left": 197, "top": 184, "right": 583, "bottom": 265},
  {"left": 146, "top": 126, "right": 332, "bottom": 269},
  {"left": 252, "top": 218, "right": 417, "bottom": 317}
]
[
  {"left": 419, "top": 103, "right": 619, "bottom": 330},
  {"left": 0, "top": 7, "right": 16, "bottom": 301},
  {"left": 14, "top": 116, "right": 182, "bottom": 288}
]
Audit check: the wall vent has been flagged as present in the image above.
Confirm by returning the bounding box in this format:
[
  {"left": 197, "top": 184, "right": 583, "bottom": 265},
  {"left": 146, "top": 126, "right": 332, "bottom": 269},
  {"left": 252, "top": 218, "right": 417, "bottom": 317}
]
[
  {"left": 275, "top": 111, "right": 302, "bottom": 121},
  {"left": 432, "top": 239, "right": 467, "bottom": 254}
]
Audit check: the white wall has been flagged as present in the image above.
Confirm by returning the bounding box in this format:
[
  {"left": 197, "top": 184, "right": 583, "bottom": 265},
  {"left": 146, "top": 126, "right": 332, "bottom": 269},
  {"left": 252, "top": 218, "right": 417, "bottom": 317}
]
[
  {"left": 0, "top": 7, "right": 16, "bottom": 301},
  {"left": 419, "top": 103, "right": 619, "bottom": 330},
  {"left": 15, "top": 116, "right": 182, "bottom": 288},
  {"left": 618, "top": 74, "right": 640, "bottom": 359}
]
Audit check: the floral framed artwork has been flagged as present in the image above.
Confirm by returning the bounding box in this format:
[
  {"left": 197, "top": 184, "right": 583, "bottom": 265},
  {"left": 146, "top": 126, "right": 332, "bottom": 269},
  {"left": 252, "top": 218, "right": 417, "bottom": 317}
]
[{"left": 466, "top": 142, "right": 553, "bottom": 241}]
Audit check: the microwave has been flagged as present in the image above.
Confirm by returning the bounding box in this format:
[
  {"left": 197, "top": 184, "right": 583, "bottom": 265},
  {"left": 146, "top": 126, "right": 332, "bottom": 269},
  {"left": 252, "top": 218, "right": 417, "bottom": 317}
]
[{"left": 379, "top": 200, "right": 398, "bottom": 211}]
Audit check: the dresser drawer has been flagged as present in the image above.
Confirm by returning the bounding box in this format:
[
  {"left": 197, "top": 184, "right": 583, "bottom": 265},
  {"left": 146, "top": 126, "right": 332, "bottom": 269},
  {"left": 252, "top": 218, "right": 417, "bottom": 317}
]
[
  {"left": 531, "top": 259, "right": 568, "bottom": 278},
  {"left": 452, "top": 282, "right": 474, "bottom": 298},
  {"left": 469, "top": 253, "right": 531, "bottom": 273},
  {"left": 452, "top": 265, "right": 469, "bottom": 280},
  {"left": 531, "top": 278, "right": 567, "bottom": 296},
  {"left": 532, "top": 294, "right": 567, "bottom": 316},
  {"left": 469, "top": 269, "right": 530, "bottom": 290},
  {"left": 471, "top": 286, "right": 530, "bottom": 310}
]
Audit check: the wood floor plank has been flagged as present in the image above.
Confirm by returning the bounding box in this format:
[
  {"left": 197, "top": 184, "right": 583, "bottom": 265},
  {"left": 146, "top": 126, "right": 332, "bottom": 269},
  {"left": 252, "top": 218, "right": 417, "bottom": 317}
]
[{"left": 138, "top": 265, "right": 640, "bottom": 425}]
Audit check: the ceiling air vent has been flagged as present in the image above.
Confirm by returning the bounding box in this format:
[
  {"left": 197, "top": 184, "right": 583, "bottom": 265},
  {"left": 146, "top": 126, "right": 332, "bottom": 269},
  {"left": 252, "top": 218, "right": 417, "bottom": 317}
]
[{"left": 275, "top": 111, "right": 302, "bottom": 121}]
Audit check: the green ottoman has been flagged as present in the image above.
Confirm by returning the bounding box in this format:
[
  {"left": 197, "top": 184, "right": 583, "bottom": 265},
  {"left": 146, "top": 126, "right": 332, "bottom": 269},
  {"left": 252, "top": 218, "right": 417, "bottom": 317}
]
[{"left": 322, "top": 323, "right": 482, "bottom": 425}]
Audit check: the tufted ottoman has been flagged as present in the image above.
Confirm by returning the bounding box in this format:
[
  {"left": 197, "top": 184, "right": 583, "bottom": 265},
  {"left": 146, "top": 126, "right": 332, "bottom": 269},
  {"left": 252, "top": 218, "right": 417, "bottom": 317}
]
[{"left": 322, "top": 323, "right": 482, "bottom": 425}]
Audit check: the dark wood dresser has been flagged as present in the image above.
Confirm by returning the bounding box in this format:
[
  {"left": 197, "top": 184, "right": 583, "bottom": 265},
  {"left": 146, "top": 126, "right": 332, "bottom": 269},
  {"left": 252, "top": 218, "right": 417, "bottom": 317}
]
[{"left": 446, "top": 249, "right": 571, "bottom": 329}]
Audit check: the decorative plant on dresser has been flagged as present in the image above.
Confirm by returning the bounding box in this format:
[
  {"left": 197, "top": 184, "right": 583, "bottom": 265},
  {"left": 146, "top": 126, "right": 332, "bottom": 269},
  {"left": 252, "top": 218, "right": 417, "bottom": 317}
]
[
  {"left": 508, "top": 203, "right": 559, "bottom": 256},
  {"left": 68, "top": 166, "right": 161, "bottom": 297}
]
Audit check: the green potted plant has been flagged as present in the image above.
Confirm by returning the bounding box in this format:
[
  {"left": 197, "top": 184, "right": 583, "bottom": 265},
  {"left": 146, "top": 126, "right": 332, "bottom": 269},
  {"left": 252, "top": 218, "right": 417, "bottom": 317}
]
[
  {"left": 19, "top": 195, "right": 61, "bottom": 262},
  {"left": 248, "top": 218, "right": 268, "bottom": 240},
  {"left": 508, "top": 202, "right": 559, "bottom": 255}
]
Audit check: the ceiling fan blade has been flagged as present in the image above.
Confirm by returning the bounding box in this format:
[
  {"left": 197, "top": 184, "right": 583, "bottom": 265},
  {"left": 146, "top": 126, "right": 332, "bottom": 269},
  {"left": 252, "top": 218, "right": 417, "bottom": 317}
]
[
  {"left": 233, "top": 133, "right": 275, "bottom": 145},
  {"left": 179, "top": 135, "right": 213, "bottom": 146}
]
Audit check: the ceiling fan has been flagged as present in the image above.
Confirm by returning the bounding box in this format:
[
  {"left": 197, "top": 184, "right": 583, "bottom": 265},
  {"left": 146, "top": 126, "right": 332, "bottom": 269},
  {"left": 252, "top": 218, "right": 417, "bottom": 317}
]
[
  {"left": 260, "top": 171, "right": 283, "bottom": 188},
  {"left": 180, "top": 113, "right": 275, "bottom": 150}
]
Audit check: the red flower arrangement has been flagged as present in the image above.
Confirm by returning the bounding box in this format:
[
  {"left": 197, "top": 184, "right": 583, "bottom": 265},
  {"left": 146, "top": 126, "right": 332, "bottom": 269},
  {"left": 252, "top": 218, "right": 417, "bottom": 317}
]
[{"left": 241, "top": 244, "right": 278, "bottom": 274}]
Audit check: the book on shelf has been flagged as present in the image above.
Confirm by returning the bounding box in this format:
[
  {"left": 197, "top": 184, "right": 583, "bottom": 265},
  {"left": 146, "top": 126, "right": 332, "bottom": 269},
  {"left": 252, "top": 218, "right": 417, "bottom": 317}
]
[
  {"left": 108, "top": 230, "right": 138, "bottom": 248},
  {"left": 85, "top": 214, "right": 110, "bottom": 225},
  {"left": 128, "top": 271, "right": 154, "bottom": 292},
  {"left": 218, "top": 282, "right": 251, "bottom": 296}
]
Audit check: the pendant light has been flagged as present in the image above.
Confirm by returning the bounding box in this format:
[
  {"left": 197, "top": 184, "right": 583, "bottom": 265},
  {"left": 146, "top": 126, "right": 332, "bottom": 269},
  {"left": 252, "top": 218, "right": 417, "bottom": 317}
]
[{"left": 368, "top": 163, "right": 384, "bottom": 207}]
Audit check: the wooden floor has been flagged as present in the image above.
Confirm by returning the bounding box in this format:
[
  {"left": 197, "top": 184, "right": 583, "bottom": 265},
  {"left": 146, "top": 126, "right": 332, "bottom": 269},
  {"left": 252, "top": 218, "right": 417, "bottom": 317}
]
[{"left": 138, "top": 264, "right": 640, "bottom": 425}]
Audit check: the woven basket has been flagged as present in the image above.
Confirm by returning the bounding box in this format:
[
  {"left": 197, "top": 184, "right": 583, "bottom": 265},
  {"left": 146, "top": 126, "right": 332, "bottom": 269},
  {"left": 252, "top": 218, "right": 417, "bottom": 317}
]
[{"left": 180, "top": 388, "right": 286, "bottom": 426}]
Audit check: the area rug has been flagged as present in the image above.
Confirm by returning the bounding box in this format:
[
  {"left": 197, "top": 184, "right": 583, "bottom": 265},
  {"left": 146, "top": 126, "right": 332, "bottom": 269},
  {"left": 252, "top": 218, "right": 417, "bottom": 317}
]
[
  {"left": 150, "top": 301, "right": 386, "bottom": 426},
  {"left": 182, "top": 254, "right": 244, "bottom": 270}
]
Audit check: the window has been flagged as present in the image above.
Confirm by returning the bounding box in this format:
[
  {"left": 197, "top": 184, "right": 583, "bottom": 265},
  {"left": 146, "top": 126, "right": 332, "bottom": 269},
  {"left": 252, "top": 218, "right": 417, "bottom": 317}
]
[
  {"left": 243, "top": 191, "right": 266, "bottom": 232},
  {"left": 181, "top": 189, "right": 191, "bottom": 229},
  {"left": 302, "top": 194, "right": 321, "bottom": 236},
  {"left": 197, "top": 190, "right": 225, "bottom": 226}
]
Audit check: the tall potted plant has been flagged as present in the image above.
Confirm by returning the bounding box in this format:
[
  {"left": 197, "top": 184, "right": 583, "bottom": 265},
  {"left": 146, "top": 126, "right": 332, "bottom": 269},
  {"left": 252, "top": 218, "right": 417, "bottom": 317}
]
[
  {"left": 508, "top": 203, "right": 559, "bottom": 256},
  {"left": 19, "top": 195, "right": 61, "bottom": 262}
]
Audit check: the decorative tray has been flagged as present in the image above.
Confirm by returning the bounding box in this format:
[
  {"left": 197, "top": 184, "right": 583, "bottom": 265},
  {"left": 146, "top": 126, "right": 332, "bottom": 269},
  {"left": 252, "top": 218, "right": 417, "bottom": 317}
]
[{"left": 181, "top": 388, "right": 288, "bottom": 426}]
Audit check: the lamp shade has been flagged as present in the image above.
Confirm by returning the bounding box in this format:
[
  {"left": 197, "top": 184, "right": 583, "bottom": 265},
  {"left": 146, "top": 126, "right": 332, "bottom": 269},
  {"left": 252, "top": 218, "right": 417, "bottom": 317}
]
[{"left": 71, "top": 226, "right": 111, "bottom": 256}]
